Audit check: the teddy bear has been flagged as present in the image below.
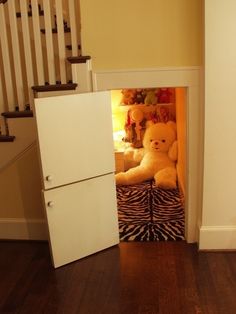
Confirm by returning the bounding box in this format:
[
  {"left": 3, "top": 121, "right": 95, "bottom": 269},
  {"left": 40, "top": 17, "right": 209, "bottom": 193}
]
[{"left": 115, "top": 121, "right": 178, "bottom": 189}]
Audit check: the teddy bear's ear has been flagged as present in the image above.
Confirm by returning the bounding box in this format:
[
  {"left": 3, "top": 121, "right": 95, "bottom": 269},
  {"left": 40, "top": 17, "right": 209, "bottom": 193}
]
[
  {"left": 145, "top": 120, "right": 155, "bottom": 128},
  {"left": 166, "top": 121, "right": 177, "bottom": 133}
]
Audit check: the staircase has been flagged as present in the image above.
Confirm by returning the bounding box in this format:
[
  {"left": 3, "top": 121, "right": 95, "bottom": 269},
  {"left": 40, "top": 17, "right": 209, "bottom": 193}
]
[
  {"left": 0, "top": 0, "right": 95, "bottom": 241},
  {"left": 0, "top": 0, "right": 92, "bottom": 167}
]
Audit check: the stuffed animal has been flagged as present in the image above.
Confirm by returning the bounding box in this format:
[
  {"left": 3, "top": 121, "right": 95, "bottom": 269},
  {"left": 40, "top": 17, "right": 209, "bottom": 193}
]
[
  {"left": 115, "top": 121, "right": 178, "bottom": 189},
  {"left": 157, "top": 88, "right": 172, "bottom": 103},
  {"left": 121, "top": 89, "right": 136, "bottom": 105},
  {"left": 123, "top": 109, "right": 146, "bottom": 148},
  {"left": 133, "top": 89, "right": 145, "bottom": 104},
  {"left": 144, "top": 90, "right": 157, "bottom": 105}
]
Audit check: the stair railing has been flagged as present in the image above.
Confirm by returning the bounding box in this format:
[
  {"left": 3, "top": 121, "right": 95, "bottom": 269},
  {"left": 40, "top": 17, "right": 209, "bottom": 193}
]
[{"left": 0, "top": 0, "right": 81, "bottom": 119}]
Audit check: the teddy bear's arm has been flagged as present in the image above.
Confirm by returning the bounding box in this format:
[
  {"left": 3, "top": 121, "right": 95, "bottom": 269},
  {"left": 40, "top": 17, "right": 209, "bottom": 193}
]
[
  {"left": 133, "top": 148, "right": 145, "bottom": 163},
  {"left": 168, "top": 140, "right": 178, "bottom": 161}
]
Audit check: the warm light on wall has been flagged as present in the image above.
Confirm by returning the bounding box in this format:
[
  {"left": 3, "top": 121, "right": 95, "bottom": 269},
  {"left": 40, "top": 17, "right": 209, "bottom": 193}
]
[{"left": 111, "top": 90, "right": 126, "bottom": 132}]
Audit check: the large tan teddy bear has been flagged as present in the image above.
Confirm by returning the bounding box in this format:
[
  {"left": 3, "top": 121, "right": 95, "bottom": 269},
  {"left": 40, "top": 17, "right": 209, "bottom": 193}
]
[{"left": 115, "top": 121, "right": 178, "bottom": 189}]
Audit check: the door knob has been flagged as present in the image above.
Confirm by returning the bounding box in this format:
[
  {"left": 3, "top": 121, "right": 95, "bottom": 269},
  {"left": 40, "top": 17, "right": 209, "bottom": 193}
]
[
  {"left": 46, "top": 175, "right": 53, "bottom": 182},
  {"left": 47, "top": 201, "right": 54, "bottom": 208}
]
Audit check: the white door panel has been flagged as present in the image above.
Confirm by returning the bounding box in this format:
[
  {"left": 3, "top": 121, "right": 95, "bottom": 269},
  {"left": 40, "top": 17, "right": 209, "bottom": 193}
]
[
  {"left": 34, "top": 91, "right": 115, "bottom": 190},
  {"left": 43, "top": 173, "right": 119, "bottom": 268}
]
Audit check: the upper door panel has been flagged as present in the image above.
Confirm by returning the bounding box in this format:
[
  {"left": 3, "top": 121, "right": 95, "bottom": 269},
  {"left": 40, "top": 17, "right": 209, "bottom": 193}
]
[{"left": 34, "top": 91, "right": 115, "bottom": 190}]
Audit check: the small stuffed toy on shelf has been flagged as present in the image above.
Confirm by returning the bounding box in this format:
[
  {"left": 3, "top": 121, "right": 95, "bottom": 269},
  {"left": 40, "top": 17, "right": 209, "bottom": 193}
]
[
  {"left": 157, "top": 88, "right": 172, "bottom": 103},
  {"left": 144, "top": 90, "right": 158, "bottom": 105},
  {"left": 115, "top": 121, "right": 178, "bottom": 189},
  {"left": 121, "top": 89, "right": 136, "bottom": 105}
]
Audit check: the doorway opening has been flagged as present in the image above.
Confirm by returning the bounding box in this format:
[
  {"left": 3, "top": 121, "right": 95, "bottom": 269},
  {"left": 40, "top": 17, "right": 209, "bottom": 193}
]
[
  {"left": 111, "top": 87, "right": 187, "bottom": 241},
  {"left": 93, "top": 66, "right": 202, "bottom": 243}
]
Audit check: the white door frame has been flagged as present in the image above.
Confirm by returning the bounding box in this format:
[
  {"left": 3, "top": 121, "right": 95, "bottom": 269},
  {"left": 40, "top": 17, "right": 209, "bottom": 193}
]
[{"left": 92, "top": 66, "right": 203, "bottom": 243}]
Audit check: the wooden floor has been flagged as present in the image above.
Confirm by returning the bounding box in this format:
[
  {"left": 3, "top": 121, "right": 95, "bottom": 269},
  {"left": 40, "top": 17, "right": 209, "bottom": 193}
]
[{"left": 0, "top": 241, "right": 236, "bottom": 314}]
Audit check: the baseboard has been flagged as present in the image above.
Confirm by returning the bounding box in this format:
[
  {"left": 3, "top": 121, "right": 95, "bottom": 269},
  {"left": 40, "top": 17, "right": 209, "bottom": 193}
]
[
  {"left": 0, "top": 218, "right": 48, "bottom": 240},
  {"left": 199, "top": 225, "right": 236, "bottom": 250}
]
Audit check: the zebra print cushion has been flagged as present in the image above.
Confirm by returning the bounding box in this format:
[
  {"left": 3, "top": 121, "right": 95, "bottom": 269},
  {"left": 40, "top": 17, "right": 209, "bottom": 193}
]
[
  {"left": 116, "top": 180, "right": 185, "bottom": 241},
  {"left": 116, "top": 181, "right": 152, "bottom": 224},
  {"left": 152, "top": 185, "right": 185, "bottom": 223}
]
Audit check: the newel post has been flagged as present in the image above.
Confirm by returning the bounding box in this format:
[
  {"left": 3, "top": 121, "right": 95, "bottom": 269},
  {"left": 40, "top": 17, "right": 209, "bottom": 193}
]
[{"left": 67, "top": 56, "right": 92, "bottom": 93}]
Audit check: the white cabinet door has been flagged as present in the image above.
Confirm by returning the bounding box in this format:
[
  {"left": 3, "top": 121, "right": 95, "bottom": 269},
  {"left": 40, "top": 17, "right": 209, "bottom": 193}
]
[
  {"left": 34, "top": 91, "right": 119, "bottom": 268},
  {"left": 34, "top": 91, "right": 115, "bottom": 190},
  {"left": 43, "top": 173, "right": 119, "bottom": 268}
]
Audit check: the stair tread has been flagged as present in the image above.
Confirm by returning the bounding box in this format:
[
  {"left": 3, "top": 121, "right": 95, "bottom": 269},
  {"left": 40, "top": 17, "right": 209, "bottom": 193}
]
[
  {"left": 2, "top": 110, "right": 33, "bottom": 118},
  {"left": 0, "top": 135, "right": 15, "bottom": 142},
  {"left": 67, "top": 56, "right": 91, "bottom": 64},
  {"left": 32, "top": 83, "right": 77, "bottom": 92}
]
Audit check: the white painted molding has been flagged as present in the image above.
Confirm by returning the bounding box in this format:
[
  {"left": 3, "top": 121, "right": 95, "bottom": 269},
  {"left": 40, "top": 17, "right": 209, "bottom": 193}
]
[
  {"left": 92, "top": 66, "right": 201, "bottom": 91},
  {"left": 93, "top": 66, "right": 202, "bottom": 244},
  {"left": 71, "top": 60, "right": 93, "bottom": 93},
  {"left": 199, "top": 226, "right": 236, "bottom": 250},
  {"left": 0, "top": 218, "right": 48, "bottom": 240}
]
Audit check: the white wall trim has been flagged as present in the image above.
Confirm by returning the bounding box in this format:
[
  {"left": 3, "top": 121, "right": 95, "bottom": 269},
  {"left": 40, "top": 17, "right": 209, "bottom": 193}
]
[
  {"left": 71, "top": 60, "right": 93, "bottom": 93},
  {"left": 93, "top": 66, "right": 203, "bottom": 244},
  {"left": 93, "top": 66, "right": 200, "bottom": 74},
  {"left": 93, "top": 67, "right": 201, "bottom": 91},
  {"left": 0, "top": 218, "right": 48, "bottom": 240},
  {"left": 199, "top": 226, "right": 236, "bottom": 250}
]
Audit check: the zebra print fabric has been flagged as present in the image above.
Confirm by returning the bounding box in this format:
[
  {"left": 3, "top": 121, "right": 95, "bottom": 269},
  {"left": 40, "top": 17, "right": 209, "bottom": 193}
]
[{"left": 116, "top": 180, "right": 185, "bottom": 241}]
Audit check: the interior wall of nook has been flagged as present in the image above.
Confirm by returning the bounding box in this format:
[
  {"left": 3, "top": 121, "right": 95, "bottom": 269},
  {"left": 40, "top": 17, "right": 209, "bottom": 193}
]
[
  {"left": 79, "top": 0, "right": 203, "bottom": 70},
  {"left": 175, "top": 88, "right": 186, "bottom": 197}
]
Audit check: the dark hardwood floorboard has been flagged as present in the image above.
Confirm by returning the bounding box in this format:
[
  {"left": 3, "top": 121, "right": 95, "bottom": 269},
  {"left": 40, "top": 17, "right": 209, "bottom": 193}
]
[{"left": 0, "top": 241, "right": 236, "bottom": 314}]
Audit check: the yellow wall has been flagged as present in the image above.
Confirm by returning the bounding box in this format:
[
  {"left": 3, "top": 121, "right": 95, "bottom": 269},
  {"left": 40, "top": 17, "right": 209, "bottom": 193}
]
[
  {"left": 111, "top": 90, "right": 125, "bottom": 132},
  {"left": 80, "top": 0, "right": 203, "bottom": 70},
  {"left": 0, "top": 1, "right": 203, "bottom": 235}
]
